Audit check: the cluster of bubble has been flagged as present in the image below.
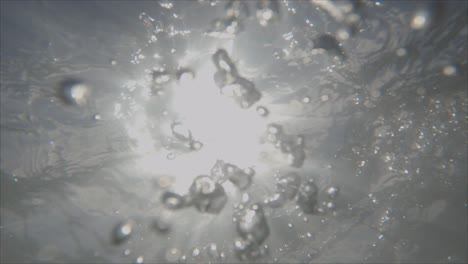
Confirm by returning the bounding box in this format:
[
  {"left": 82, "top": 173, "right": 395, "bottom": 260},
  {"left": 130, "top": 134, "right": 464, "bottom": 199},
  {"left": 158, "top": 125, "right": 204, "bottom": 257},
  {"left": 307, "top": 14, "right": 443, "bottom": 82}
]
[
  {"left": 266, "top": 124, "right": 306, "bottom": 168},
  {"left": 264, "top": 172, "right": 340, "bottom": 215},
  {"left": 233, "top": 203, "right": 270, "bottom": 260},
  {"left": 107, "top": 4, "right": 358, "bottom": 260},
  {"left": 210, "top": 160, "right": 255, "bottom": 190},
  {"left": 207, "top": 0, "right": 279, "bottom": 39},
  {"left": 212, "top": 49, "right": 262, "bottom": 109},
  {"left": 161, "top": 160, "right": 254, "bottom": 214}
]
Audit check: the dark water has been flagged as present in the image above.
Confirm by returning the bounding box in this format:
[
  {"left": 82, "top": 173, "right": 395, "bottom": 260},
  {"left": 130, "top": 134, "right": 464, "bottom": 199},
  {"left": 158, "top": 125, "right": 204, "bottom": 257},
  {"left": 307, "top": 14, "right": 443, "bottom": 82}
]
[{"left": 1, "top": 1, "right": 466, "bottom": 263}]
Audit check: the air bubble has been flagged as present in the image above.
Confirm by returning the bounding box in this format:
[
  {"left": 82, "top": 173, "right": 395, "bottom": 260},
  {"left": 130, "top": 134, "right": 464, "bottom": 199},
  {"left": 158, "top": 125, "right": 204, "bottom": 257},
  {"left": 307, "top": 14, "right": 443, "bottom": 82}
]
[
  {"left": 236, "top": 203, "right": 270, "bottom": 244},
  {"left": 165, "top": 248, "right": 181, "bottom": 262},
  {"left": 58, "top": 79, "right": 90, "bottom": 106},
  {"left": 159, "top": 1, "right": 173, "bottom": 9},
  {"left": 326, "top": 186, "right": 340, "bottom": 199},
  {"left": 207, "top": 243, "right": 221, "bottom": 259},
  {"left": 222, "top": 78, "right": 262, "bottom": 109},
  {"left": 112, "top": 221, "right": 133, "bottom": 245},
  {"left": 189, "top": 175, "right": 228, "bottom": 214},
  {"left": 225, "top": 163, "right": 254, "bottom": 190},
  {"left": 176, "top": 68, "right": 196, "bottom": 84},
  {"left": 443, "top": 65, "right": 457, "bottom": 76},
  {"left": 161, "top": 191, "right": 185, "bottom": 210},
  {"left": 256, "top": 106, "right": 269, "bottom": 117},
  {"left": 190, "top": 141, "right": 203, "bottom": 151},
  {"left": 234, "top": 237, "right": 266, "bottom": 261},
  {"left": 166, "top": 153, "right": 176, "bottom": 160},
  {"left": 411, "top": 12, "right": 428, "bottom": 30},
  {"left": 208, "top": 17, "right": 244, "bottom": 38},
  {"left": 287, "top": 147, "right": 306, "bottom": 168},
  {"left": 135, "top": 256, "right": 144, "bottom": 264},
  {"left": 336, "top": 28, "right": 350, "bottom": 41},
  {"left": 191, "top": 247, "right": 200, "bottom": 257},
  {"left": 396, "top": 48, "right": 407, "bottom": 57},
  {"left": 212, "top": 161, "right": 254, "bottom": 189},
  {"left": 152, "top": 69, "right": 172, "bottom": 85},
  {"left": 226, "top": 0, "right": 250, "bottom": 19},
  {"left": 266, "top": 192, "right": 287, "bottom": 208},
  {"left": 256, "top": 0, "right": 279, "bottom": 26},
  {"left": 152, "top": 218, "right": 171, "bottom": 234},
  {"left": 241, "top": 193, "right": 250, "bottom": 204}
]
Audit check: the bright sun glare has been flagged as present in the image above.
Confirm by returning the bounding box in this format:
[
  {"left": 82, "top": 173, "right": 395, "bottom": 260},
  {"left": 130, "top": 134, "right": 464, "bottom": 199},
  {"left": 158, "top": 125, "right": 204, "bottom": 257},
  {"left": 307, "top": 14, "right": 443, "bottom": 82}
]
[{"left": 119, "top": 49, "right": 267, "bottom": 192}]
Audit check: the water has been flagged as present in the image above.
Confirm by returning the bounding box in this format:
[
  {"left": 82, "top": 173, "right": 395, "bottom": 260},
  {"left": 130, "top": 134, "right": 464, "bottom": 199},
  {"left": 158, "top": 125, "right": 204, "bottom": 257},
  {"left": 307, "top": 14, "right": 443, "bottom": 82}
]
[{"left": 0, "top": 0, "right": 466, "bottom": 263}]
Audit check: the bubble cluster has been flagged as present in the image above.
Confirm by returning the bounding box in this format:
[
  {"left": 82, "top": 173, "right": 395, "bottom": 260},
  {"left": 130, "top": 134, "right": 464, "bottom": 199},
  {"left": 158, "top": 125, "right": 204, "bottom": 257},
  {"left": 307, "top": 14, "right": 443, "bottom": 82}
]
[
  {"left": 208, "top": 4, "right": 245, "bottom": 39},
  {"left": 266, "top": 124, "right": 306, "bottom": 167},
  {"left": 276, "top": 172, "right": 301, "bottom": 200},
  {"left": 210, "top": 160, "right": 254, "bottom": 190},
  {"left": 151, "top": 69, "right": 172, "bottom": 95},
  {"left": 296, "top": 179, "right": 319, "bottom": 214},
  {"left": 234, "top": 203, "right": 270, "bottom": 260},
  {"left": 212, "top": 49, "right": 262, "bottom": 109},
  {"left": 264, "top": 172, "right": 301, "bottom": 208}
]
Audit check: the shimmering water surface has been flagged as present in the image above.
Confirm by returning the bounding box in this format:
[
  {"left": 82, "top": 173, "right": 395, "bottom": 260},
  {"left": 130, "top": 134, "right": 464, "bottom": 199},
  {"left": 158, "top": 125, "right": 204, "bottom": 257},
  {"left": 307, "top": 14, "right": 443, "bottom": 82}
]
[{"left": 1, "top": 1, "right": 467, "bottom": 263}]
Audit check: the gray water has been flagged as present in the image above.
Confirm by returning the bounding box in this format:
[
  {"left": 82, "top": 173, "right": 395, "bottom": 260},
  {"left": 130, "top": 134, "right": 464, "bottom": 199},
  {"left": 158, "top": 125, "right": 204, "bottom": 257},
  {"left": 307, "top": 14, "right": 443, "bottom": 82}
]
[{"left": 0, "top": 1, "right": 467, "bottom": 263}]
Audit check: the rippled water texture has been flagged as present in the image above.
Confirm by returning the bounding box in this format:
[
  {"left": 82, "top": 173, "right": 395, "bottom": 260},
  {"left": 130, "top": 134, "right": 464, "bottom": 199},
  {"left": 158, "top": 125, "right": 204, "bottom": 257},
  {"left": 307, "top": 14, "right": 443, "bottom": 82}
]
[{"left": 1, "top": 1, "right": 467, "bottom": 263}]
